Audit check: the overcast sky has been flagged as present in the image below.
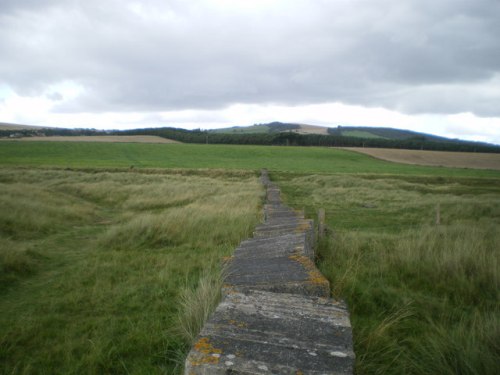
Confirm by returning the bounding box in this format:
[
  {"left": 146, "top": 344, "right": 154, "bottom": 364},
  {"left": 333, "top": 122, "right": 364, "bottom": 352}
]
[{"left": 1, "top": 0, "right": 500, "bottom": 143}]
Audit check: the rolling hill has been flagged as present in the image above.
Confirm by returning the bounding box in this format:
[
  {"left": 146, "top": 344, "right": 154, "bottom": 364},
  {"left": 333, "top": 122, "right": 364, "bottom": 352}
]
[{"left": 211, "top": 122, "right": 454, "bottom": 142}]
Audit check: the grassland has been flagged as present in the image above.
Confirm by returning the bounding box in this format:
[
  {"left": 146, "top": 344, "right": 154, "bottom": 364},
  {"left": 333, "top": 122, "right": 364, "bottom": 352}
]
[
  {"left": 347, "top": 147, "right": 500, "bottom": 170},
  {"left": 274, "top": 172, "right": 500, "bottom": 374},
  {"left": 1, "top": 141, "right": 499, "bottom": 374},
  {"left": 0, "top": 167, "right": 263, "bottom": 374}
]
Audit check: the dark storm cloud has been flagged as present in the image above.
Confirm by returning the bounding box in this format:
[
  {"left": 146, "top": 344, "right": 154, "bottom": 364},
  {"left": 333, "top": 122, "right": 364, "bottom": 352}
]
[{"left": 1, "top": 0, "right": 499, "bottom": 116}]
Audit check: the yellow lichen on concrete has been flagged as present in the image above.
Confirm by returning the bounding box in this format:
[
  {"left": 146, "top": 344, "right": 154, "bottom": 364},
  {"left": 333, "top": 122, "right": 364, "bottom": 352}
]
[
  {"left": 228, "top": 319, "right": 248, "bottom": 328},
  {"left": 294, "top": 222, "right": 312, "bottom": 233},
  {"left": 289, "top": 253, "right": 329, "bottom": 287},
  {"left": 190, "top": 337, "right": 223, "bottom": 366}
]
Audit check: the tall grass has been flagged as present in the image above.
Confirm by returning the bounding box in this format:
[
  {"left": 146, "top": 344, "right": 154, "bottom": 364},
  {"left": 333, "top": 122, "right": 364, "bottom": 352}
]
[
  {"left": 276, "top": 173, "right": 500, "bottom": 374},
  {"left": 176, "top": 266, "right": 226, "bottom": 344},
  {"left": 0, "top": 167, "right": 263, "bottom": 374}
]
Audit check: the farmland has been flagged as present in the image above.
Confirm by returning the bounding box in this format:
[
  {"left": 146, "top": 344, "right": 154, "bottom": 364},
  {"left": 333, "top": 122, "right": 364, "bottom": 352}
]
[
  {"left": 0, "top": 141, "right": 499, "bottom": 178},
  {"left": 1, "top": 141, "right": 499, "bottom": 374},
  {"left": 346, "top": 147, "right": 500, "bottom": 171},
  {"left": 3, "top": 135, "right": 177, "bottom": 143}
]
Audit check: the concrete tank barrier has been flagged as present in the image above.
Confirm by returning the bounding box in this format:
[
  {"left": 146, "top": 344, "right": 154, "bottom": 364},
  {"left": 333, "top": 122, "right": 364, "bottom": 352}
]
[{"left": 185, "top": 170, "right": 354, "bottom": 374}]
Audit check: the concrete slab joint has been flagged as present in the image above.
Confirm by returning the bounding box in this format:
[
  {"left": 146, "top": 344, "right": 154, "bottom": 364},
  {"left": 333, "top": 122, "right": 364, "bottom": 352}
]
[{"left": 185, "top": 169, "right": 354, "bottom": 374}]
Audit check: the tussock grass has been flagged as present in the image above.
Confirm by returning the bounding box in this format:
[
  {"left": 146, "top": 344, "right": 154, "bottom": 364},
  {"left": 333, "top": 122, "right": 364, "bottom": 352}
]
[
  {"left": 176, "top": 266, "right": 225, "bottom": 344},
  {"left": 0, "top": 239, "right": 40, "bottom": 288},
  {"left": 0, "top": 183, "right": 95, "bottom": 238},
  {"left": 277, "top": 173, "right": 500, "bottom": 375},
  {"left": 0, "top": 167, "right": 262, "bottom": 374}
]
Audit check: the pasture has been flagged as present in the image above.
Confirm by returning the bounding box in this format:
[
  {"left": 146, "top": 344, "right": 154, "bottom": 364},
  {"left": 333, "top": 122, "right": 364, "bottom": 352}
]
[{"left": 1, "top": 141, "right": 499, "bottom": 374}]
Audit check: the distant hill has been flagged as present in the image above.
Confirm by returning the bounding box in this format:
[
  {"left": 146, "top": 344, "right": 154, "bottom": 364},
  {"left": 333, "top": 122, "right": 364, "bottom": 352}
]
[
  {"left": 0, "top": 122, "right": 54, "bottom": 131},
  {"left": 0, "top": 122, "right": 106, "bottom": 138},
  {"left": 212, "top": 122, "right": 455, "bottom": 142},
  {"left": 2, "top": 121, "right": 499, "bottom": 153}
]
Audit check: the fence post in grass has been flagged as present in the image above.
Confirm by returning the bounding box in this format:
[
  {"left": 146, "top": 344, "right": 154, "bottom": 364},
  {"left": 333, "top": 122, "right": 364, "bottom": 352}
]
[
  {"left": 435, "top": 203, "right": 441, "bottom": 225},
  {"left": 318, "top": 208, "right": 326, "bottom": 239}
]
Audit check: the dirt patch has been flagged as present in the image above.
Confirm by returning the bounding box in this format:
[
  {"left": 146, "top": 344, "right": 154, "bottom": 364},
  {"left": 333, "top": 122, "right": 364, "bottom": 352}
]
[
  {"left": 1, "top": 135, "right": 179, "bottom": 144},
  {"left": 345, "top": 147, "right": 500, "bottom": 171}
]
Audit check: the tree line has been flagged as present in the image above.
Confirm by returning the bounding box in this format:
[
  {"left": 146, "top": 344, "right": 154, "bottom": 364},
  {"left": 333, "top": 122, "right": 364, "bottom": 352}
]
[{"left": 116, "top": 127, "right": 500, "bottom": 153}]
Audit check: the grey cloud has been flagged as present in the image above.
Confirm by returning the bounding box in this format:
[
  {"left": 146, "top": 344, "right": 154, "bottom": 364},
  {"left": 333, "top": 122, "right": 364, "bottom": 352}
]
[
  {"left": 46, "top": 92, "right": 63, "bottom": 101},
  {"left": 1, "top": 0, "right": 500, "bottom": 116}
]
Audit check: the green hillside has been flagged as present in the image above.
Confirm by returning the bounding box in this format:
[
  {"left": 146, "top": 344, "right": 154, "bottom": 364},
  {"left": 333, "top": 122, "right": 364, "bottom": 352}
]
[
  {"left": 339, "top": 129, "right": 386, "bottom": 139},
  {"left": 334, "top": 126, "right": 453, "bottom": 142},
  {"left": 210, "top": 122, "right": 299, "bottom": 134}
]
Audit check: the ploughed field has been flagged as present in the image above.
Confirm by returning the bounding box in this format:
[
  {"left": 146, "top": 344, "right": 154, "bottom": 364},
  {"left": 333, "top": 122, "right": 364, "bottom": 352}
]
[
  {"left": 346, "top": 147, "right": 500, "bottom": 171},
  {"left": 0, "top": 141, "right": 499, "bottom": 374}
]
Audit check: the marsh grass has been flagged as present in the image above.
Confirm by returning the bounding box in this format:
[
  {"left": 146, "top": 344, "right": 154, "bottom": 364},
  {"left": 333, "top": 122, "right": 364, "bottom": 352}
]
[
  {"left": 277, "top": 173, "right": 500, "bottom": 375},
  {"left": 0, "top": 167, "right": 262, "bottom": 374}
]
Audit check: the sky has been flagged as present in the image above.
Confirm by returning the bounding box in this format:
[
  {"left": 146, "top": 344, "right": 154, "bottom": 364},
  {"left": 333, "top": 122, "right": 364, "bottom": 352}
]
[{"left": 1, "top": 0, "right": 500, "bottom": 144}]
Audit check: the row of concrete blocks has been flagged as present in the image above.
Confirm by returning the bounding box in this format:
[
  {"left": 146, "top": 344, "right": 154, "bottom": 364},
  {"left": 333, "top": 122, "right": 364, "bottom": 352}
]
[{"left": 185, "top": 171, "right": 354, "bottom": 374}]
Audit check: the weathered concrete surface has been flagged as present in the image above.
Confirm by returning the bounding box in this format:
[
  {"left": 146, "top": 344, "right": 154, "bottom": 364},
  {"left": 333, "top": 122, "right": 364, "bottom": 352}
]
[
  {"left": 185, "top": 170, "right": 354, "bottom": 374},
  {"left": 185, "top": 290, "right": 354, "bottom": 375}
]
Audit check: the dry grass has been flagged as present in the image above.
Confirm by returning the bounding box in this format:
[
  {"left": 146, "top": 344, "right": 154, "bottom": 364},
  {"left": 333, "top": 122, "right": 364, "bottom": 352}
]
[
  {"left": 1, "top": 135, "right": 178, "bottom": 143},
  {"left": 345, "top": 147, "right": 500, "bottom": 170}
]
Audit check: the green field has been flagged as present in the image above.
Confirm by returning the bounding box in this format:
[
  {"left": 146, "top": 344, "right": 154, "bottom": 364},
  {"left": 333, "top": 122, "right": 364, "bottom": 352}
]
[
  {"left": 340, "top": 130, "right": 386, "bottom": 139},
  {"left": 1, "top": 141, "right": 499, "bottom": 374},
  {"left": 1, "top": 141, "right": 498, "bottom": 177},
  {"left": 210, "top": 125, "right": 270, "bottom": 134}
]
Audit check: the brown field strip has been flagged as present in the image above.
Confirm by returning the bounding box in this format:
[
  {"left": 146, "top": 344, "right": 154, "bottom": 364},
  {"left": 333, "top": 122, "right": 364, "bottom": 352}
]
[
  {"left": 344, "top": 147, "right": 500, "bottom": 170},
  {"left": 297, "top": 124, "right": 329, "bottom": 135},
  {"left": 1, "top": 135, "right": 179, "bottom": 144}
]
